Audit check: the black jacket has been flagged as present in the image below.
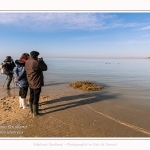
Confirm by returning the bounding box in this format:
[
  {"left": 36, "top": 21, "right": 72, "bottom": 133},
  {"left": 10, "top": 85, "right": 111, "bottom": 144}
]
[{"left": 3, "top": 59, "right": 16, "bottom": 71}]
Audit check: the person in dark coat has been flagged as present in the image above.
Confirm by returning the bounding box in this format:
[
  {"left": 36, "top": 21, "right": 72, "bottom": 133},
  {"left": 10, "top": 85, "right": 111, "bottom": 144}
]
[
  {"left": 25, "top": 51, "right": 47, "bottom": 117},
  {"left": 3, "top": 56, "right": 16, "bottom": 90},
  {"left": 14, "top": 53, "right": 30, "bottom": 109}
]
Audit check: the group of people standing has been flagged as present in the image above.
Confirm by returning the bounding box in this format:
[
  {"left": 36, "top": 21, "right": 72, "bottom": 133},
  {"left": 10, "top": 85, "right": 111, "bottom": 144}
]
[{"left": 2, "top": 51, "right": 48, "bottom": 117}]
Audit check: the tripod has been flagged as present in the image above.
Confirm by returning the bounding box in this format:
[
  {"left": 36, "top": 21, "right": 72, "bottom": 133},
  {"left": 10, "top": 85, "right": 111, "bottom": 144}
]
[
  {"left": 3, "top": 76, "right": 8, "bottom": 88},
  {"left": 3, "top": 75, "right": 15, "bottom": 89}
]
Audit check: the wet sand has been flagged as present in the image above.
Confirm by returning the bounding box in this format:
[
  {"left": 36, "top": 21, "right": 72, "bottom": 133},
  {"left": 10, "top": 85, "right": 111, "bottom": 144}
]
[{"left": 0, "top": 82, "right": 150, "bottom": 137}]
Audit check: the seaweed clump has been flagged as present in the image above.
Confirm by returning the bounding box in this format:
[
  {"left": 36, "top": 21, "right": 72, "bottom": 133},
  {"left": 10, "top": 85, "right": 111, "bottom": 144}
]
[{"left": 70, "top": 81, "right": 103, "bottom": 91}]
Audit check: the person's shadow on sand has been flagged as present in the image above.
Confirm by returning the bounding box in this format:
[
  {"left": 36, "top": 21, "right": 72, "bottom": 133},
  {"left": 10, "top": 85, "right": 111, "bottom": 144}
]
[{"left": 39, "top": 91, "right": 121, "bottom": 115}]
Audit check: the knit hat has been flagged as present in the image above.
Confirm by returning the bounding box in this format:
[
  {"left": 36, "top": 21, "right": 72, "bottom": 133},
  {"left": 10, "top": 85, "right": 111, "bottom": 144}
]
[
  {"left": 6, "top": 56, "right": 11, "bottom": 60},
  {"left": 30, "top": 51, "right": 39, "bottom": 58}
]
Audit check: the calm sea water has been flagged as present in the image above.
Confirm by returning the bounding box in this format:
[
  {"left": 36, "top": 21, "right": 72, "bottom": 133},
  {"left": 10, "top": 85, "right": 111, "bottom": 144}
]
[
  {"left": 0, "top": 57, "right": 150, "bottom": 100},
  {"left": 44, "top": 58, "right": 150, "bottom": 89}
]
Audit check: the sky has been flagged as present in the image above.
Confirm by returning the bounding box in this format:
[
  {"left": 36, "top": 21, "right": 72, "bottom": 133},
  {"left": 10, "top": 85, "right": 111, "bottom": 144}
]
[{"left": 0, "top": 12, "right": 150, "bottom": 58}]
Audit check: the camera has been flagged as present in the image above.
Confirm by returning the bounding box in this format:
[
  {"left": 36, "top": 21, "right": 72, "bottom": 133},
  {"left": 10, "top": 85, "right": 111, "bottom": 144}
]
[{"left": 38, "top": 57, "right": 43, "bottom": 61}]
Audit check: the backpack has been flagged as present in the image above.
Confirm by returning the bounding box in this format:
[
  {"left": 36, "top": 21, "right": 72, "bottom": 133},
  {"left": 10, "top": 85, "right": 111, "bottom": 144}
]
[{"left": 0, "top": 62, "right": 10, "bottom": 75}]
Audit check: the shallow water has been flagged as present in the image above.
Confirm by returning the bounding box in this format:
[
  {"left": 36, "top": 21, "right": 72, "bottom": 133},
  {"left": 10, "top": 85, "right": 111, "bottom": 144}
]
[{"left": 44, "top": 58, "right": 150, "bottom": 94}]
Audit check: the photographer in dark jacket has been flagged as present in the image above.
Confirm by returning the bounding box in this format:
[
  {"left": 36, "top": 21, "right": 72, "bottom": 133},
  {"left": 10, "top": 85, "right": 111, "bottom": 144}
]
[
  {"left": 3, "top": 56, "right": 16, "bottom": 90},
  {"left": 25, "top": 51, "right": 47, "bottom": 117}
]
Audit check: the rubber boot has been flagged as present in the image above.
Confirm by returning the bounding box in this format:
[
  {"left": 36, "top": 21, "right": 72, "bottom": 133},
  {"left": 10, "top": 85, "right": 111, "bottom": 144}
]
[
  {"left": 32, "top": 104, "right": 38, "bottom": 117},
  {"left": 29, "top": 102, "right": 33, "bottom": 113},
  {"left": 33, "top": 104, "right": 38, "bottom": 117},
  {"left": 19, "top": 96, "right": 22, "bottom": 108},
  {"left": 36, "top": 105, "right": 40, "bottom": 115},
  {"left": 20, "top": 98, "right": 29, "bottom": 109}
]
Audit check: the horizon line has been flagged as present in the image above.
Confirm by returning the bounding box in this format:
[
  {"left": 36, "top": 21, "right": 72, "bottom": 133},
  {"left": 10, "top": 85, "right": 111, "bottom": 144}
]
[{"left": 0, "top": 56, "right": 149, "bottom": 59}]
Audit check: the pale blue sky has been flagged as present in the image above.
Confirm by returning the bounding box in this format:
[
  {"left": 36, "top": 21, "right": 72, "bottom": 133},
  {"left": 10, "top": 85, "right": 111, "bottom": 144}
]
[{"left": 0, "top": 12, "right": 150, "bottom": 58}]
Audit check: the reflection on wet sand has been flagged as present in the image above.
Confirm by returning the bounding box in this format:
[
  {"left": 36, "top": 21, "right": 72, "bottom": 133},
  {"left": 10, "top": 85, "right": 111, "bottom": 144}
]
[{"left": 0, "top": 85, "right": 18, "bottom": 98}]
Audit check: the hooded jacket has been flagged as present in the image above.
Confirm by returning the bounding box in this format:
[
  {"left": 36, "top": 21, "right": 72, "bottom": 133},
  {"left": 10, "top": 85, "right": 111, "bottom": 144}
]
[
  {"left": 13, "top": 60, "right": 28, "bottom": 88},
  {"left": 25, "top": 57, "right": 47, "bottom": 89}
]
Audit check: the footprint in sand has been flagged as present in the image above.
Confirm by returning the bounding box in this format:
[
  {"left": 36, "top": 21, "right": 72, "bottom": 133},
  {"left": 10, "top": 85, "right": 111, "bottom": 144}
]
[{"left": 3, "top": 101, "right": 6, "bottom": 105}]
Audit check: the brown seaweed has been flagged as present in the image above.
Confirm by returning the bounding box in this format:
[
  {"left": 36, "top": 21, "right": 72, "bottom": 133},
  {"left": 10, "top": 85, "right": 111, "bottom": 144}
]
[{"left": 70, "top": 81, "right": 103, "bottom": 91}]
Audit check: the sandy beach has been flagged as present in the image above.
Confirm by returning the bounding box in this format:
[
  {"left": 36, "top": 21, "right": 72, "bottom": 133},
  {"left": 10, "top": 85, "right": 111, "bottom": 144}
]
[{"left": 0, "top": 82, "right": 150, "bottom": 138}]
